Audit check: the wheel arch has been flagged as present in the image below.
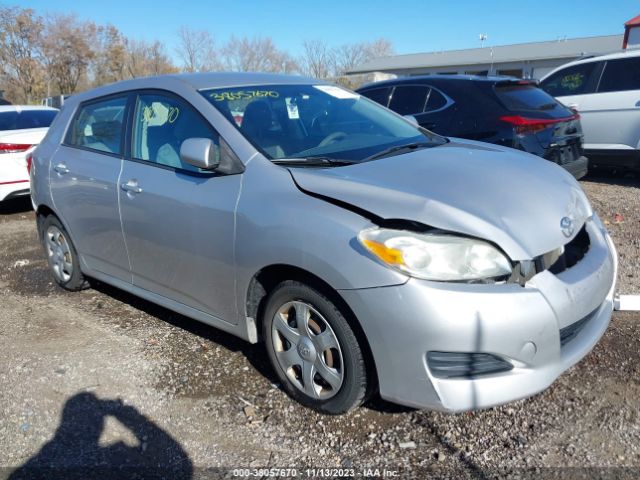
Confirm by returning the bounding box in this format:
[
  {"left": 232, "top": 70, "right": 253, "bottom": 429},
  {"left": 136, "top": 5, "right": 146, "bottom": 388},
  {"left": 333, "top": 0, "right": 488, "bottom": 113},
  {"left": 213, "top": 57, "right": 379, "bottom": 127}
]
[{"left": 245, "top": 263, "right": 379, "bottom": 387}]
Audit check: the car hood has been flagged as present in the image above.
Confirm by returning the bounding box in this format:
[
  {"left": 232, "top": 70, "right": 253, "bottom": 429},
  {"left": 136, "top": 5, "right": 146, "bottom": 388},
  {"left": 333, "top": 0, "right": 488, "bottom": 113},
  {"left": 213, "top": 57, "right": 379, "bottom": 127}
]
[{"left": 289, "top": 139, "right": 592, "bottom": 260}]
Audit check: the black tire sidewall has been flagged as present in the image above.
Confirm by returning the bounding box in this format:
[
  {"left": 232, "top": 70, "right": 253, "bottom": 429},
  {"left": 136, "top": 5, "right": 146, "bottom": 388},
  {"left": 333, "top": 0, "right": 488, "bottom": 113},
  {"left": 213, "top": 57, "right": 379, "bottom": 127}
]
[
  {"left": 263, "top": 280, "right": 367, "bottom": 414},
  {"left": 41, "top": 215, "right": 87, "bottom": 291}
]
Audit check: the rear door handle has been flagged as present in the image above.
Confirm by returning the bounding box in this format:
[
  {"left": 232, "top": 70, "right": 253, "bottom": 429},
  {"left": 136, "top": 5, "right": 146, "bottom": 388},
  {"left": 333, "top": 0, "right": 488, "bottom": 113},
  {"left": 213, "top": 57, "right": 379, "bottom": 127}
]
[
  {"left": 54, "top": 163, "right": 69, "bottom": 174},
  {"left": 120, "top": 179, "right": 143, "bottom": 194}
]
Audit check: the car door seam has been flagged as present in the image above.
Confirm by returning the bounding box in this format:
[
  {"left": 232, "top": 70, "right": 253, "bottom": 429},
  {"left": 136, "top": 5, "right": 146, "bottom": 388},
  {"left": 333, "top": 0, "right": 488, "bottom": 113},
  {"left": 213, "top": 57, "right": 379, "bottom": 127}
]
[
  {"left": 116, "top": 157, "right": 133, "bottom": 283},
  {"left": 232, "top": 172, "right": 244, "bottom": 323}
]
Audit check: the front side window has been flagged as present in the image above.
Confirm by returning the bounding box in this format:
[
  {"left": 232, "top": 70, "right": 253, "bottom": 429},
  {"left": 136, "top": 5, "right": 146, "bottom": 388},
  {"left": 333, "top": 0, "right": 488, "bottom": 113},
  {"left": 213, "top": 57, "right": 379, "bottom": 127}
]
[
  {"left": 598, "top": 57, "right": 640, "bottom": 93},
  {"left": 132, "top": 93, "right": 218, "bottom": 173},
  {"left": 65, "top": 97, "right": 126, "bottom": 154},
  {"left": 360, "top": 87, "right": 392, "bottom": 108},
  {"left": 541, "top": 62, "right": 599, "bottom": 97},
  {"left": 201, "top": 84, "right": 445, "bottom": 163}
]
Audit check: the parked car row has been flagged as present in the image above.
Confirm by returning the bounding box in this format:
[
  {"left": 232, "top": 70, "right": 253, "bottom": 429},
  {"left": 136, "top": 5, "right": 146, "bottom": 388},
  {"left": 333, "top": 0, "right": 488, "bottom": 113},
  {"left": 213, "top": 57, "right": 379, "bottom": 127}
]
[
  {"left": 28, "top": 72, "right": 616, "bottom": 414},
  {"left": 0, "top": 106, "right": 59, "bottom": 202},
  {"left": 357, "top": 75, "right": 589, "bottom": 179}
]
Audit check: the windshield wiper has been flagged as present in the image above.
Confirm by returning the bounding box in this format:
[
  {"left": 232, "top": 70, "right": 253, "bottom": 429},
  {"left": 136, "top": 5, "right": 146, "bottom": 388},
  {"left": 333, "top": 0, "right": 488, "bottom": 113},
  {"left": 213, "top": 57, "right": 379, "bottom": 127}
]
[
  {"left": 272, "top": 156, "right": 355, "bottom": 167},
  {"left": 364, "top": 142, "right": 434, "bottom": 162}
]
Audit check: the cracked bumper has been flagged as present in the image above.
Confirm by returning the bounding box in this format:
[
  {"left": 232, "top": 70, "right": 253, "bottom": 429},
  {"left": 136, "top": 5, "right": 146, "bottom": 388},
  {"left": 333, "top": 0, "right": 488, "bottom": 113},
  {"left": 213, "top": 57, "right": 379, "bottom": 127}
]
[{"left": 340, "top": 215, "right": 617, "bottom": 411}]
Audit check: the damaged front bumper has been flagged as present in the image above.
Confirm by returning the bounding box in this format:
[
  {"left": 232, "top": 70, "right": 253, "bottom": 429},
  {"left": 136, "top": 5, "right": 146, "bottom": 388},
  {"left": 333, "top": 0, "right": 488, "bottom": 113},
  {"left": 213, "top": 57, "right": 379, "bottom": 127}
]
[{"left": 340, "top": 214, "right": 617, "bottom": 411}]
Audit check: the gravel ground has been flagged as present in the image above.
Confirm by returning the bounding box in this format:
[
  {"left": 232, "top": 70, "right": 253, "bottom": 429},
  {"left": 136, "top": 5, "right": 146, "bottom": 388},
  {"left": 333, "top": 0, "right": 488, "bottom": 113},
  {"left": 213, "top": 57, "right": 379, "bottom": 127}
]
[{"left": 0, "top": 172, "right": 638, "bottom": 479}]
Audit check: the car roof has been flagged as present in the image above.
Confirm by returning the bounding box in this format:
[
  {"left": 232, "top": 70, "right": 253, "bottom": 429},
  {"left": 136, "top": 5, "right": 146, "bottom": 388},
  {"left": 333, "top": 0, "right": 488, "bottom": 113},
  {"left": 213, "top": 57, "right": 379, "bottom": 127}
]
[
  {"left": 358, "top": 74, "right": 523, "bottom": 90},
  {"left": 0, "top": 105, "right": 59, "bottom": 113},
  {"left": 541, "top": 48, "right": 639, "bottom": 80},
  {"left": 69, "top": 72, "right": 324, "bottom": 104}
]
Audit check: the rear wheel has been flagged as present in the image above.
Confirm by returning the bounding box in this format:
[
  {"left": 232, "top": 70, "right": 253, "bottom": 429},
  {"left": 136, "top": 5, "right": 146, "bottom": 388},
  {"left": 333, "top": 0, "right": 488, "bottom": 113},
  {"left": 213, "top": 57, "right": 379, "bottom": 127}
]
[
  {"left": 41, "top": 215, "right": 89, "bottom": 291},
  {"left": 263, "top": 280, "right": 369, "bottom": 414}
]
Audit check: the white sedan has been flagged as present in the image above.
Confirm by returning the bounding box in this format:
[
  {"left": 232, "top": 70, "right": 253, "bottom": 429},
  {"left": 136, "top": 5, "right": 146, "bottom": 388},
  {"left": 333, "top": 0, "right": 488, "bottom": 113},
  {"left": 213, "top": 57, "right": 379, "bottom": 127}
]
[{"left": 0, "top": 105, "right": 58, "bottom": 202}]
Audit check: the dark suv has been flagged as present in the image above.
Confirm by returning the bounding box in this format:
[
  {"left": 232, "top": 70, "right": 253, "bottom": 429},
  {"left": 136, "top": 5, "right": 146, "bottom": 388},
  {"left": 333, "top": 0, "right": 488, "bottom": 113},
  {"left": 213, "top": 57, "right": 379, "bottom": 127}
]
[{"left": 357, "top": 75, "right": 588, "bottom": 179}]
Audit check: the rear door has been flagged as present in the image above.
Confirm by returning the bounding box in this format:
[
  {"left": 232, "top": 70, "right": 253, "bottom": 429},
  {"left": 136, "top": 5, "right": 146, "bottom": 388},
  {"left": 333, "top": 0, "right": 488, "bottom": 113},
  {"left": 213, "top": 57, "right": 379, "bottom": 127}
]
[
  {"left": 118, "top": 90, "right": 242, "bottom": 323},
  {"left": 50, "top": 95, "right": 131, "bottom": 281}
]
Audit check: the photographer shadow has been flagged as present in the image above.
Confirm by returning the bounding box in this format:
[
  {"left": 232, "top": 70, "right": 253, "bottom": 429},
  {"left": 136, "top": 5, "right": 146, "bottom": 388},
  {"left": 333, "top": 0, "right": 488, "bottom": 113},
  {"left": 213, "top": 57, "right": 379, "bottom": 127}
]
[{"left": 9, "top": 392, "right": 193, "bottom": 480}]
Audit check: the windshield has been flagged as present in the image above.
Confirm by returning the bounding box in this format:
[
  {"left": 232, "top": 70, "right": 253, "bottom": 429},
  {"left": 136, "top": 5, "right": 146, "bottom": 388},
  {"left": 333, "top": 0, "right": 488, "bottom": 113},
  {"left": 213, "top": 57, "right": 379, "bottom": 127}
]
[{"left": 201, "top": 84, "right": 445, "bottom": 163}]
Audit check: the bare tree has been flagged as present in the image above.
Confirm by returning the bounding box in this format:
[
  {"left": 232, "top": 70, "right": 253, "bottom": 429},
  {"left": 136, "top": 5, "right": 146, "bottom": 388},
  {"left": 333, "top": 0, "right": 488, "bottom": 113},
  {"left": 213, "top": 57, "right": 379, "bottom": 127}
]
[
  {"left": 176, "top": 26, "right": 220, "bottom": 72},
  {"left": 125, "top": 38, "right": 177, "bottom": 78},
  {"left": 333, "top": 38, "right": 395, "bottom": 77},
  {"left": 91, "top": 24, "right": 127, "bottom": 86},
  {"left": 0, "top": 6, "right": 45, "bottom": 103},
  {"left": 39, "top": 14, "right": 96, "bottom": 95},
  {"left": 299, "top": 39, "right": 334, "bottom": 79},
  {"left": 222, "top": 35, "right": 296, "bottom": 73}
]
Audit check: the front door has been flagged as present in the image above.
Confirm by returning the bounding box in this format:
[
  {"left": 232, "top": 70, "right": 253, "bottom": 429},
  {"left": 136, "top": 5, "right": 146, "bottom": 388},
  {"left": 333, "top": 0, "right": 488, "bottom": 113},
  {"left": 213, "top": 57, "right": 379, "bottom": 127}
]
[
  {"left": 118, "top": 91, "right": 242, "bottom": 323},
  {"left": 49, "top": 95, "right": 131, "bottom": 281}
]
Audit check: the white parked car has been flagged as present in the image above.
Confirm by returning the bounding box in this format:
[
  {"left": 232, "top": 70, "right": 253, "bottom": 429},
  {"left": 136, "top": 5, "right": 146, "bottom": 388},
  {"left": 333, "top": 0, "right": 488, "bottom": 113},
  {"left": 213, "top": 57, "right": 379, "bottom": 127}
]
[
  {"left": 0, "top": 105, "right": 58, "bottom": 202},
  {"left": 540, "top": 49, "right": 640, "bottom": 171}
]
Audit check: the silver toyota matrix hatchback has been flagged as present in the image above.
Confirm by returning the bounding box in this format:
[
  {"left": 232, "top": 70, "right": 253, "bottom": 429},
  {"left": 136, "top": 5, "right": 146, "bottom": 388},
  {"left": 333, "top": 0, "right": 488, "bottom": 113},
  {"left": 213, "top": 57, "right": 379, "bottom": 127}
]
[{"left": 30, "top": 73, "right": 617, "bottom": 414}]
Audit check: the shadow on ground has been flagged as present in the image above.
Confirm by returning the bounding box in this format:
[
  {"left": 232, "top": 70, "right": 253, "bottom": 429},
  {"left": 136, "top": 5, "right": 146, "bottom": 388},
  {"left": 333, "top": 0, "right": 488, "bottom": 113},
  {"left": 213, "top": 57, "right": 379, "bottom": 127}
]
[{"left": 8, "top": 392, "right": 193, "bottom": 480}]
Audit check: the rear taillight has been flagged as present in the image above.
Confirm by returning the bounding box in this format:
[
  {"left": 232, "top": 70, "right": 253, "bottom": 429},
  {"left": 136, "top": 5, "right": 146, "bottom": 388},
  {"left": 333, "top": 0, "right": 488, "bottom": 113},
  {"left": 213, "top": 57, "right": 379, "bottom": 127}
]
[
  {"left": 499, "top": 114, "right": 579, "bottom": 135},
  {"left": 0, "top": 143, "right": 33, "bottom": 154},
  {"left": 26, "top": 154, "right": 33, "bottom": 174}
]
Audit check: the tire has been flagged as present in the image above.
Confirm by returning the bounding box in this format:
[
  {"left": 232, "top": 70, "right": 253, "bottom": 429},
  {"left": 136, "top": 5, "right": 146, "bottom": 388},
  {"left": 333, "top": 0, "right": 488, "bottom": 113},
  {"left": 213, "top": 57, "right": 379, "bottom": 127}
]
[
  {"left": 263, "top": 280, "right": 368, "bottom": 414},
  {"left": 41, "top": 215, "right": 89, "bottom": 291}
]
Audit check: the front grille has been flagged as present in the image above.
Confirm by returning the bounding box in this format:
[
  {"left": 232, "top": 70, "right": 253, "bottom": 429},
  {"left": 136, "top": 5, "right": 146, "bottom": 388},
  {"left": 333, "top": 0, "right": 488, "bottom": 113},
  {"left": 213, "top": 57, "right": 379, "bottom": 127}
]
[
  {"left": 559, "top": 307, "right": 599, "bottom": 347},
  {"left": 547, "top": 224, "right": 590, "bottom": 274},
  {"left": 427, "top": 352, "right": 513, "bottom": 379}
]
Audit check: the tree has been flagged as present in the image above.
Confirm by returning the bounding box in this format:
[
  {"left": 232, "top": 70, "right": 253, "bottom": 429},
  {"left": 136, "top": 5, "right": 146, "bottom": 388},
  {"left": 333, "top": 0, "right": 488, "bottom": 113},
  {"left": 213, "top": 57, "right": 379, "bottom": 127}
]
[
  {"left": 125, "top": 38, "right": 178, "bottom": 78},
  {"left": 39, "top": 14, "right": 96, "bottom": 95},
  {"left": 0, "top": 6, "right": 45, "bottom": 103},
  {"left": 91, "top": 24, "right": 127, "bottom": 86},
  {"left": 299, "top": 39, "right": 334, "bottom": 79},
  {"left": 222, "top": 35, "right": 297, "bottom": 73},
  {"left": 176, "top": 26, "right": 219, "bottom": 72}
]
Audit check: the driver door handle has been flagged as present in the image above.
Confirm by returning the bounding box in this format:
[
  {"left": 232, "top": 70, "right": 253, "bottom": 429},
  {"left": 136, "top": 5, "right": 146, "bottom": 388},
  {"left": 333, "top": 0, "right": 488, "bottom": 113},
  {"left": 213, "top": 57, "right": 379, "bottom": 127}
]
[
  {"left": 54, "top": 163, "right": 69, "bottom": 174},
  {"left": 121, "top": 179, "right": 143, "bottom": 194}
]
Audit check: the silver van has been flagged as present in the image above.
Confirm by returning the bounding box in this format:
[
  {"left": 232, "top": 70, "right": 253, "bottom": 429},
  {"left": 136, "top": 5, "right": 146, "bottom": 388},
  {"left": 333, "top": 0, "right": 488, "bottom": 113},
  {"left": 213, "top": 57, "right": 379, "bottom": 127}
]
[{"left": 30, "top": 73, "right": 617, "bottom": 414}]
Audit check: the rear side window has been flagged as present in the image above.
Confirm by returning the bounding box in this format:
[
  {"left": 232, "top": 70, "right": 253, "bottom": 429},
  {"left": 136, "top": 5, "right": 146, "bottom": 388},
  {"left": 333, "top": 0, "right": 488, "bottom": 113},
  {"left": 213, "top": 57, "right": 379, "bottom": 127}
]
[
  {"left": 495, "top": 84, "right": 567, "bottom": 113},
  {"left": 389, "top": 86, "right": 430, "bottom": 115},
  {"left": 65, "top": 97, "right": 127, "bottom": 154},
  {"left": 132, "top": 92, "right": 219, "bottom": 173},
  {"left": 361, "top": 87, "right": 391, "bottom": 107},
  {"left": 541, "top": 62, "right": 600, "bottom": 97},
  {"left": 598, "top": 57, "right": 640, "bottom": 93},
  {"left": 0, "top": 109, "right": 58, "bottom": 131}
]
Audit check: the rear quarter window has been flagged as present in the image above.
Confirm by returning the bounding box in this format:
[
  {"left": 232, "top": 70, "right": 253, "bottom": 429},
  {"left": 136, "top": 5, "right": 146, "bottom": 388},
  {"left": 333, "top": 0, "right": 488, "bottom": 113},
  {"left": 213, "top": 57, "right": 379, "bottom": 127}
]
[
  {"left": 598, "top": 57, "right": 640, "bottom": 93},
  {"left": 0, "top": 110, "right": 58, "bottom": 131},
  {"left": 65, "top": 97, "right": 127, "bottom": 155}
]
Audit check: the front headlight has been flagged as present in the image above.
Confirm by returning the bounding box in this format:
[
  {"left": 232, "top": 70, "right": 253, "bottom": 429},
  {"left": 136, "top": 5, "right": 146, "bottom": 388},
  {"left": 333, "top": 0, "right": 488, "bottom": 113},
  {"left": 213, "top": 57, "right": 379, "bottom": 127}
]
[{"left": 358, "top": 228, "right": 512, "bottom": 281}]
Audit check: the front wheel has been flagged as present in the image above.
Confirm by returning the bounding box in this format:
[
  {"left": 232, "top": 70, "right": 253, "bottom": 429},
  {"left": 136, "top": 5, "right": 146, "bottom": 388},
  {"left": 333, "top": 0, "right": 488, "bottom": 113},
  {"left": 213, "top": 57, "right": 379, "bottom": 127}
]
[
  {"left": 263, "top": 280, "right": 369, "bottom": 414},
  {"left": 41, "top": 215, "right": 89, "bottom": 291}
]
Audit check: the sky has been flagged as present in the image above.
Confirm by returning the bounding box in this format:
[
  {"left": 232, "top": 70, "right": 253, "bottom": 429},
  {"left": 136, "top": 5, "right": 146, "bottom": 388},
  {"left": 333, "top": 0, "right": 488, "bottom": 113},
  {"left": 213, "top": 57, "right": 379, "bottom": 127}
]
[{"left": 18, "top": 0, "right": 640, "bottom": 63}]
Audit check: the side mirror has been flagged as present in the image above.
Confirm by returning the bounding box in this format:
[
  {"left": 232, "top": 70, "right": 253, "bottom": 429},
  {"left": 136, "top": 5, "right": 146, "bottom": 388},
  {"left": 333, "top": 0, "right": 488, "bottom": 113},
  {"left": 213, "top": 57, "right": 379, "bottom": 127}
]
[
  {"left": 180, "top": 138, "right": 220, "bottom": 170},
  {"left": 404, "top": 115, "right": 419, "bottom": 125}
]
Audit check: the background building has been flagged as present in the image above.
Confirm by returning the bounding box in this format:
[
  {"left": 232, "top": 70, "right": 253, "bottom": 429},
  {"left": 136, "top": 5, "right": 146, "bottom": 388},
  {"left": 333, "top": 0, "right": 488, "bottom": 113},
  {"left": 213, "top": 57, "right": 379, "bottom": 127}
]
[{"left": 348, "top": 34, "right": 624, "bottom": 80}]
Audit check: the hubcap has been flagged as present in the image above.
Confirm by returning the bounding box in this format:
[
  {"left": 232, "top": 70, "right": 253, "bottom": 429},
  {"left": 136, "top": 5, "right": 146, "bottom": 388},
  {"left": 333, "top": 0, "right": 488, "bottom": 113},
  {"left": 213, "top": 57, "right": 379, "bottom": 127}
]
[
  {"left": 271, "top": 301, "right": 344, "bottom": 400},
  {"left": 45, "top": 226, "right": 73, "bottom": 283}
]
